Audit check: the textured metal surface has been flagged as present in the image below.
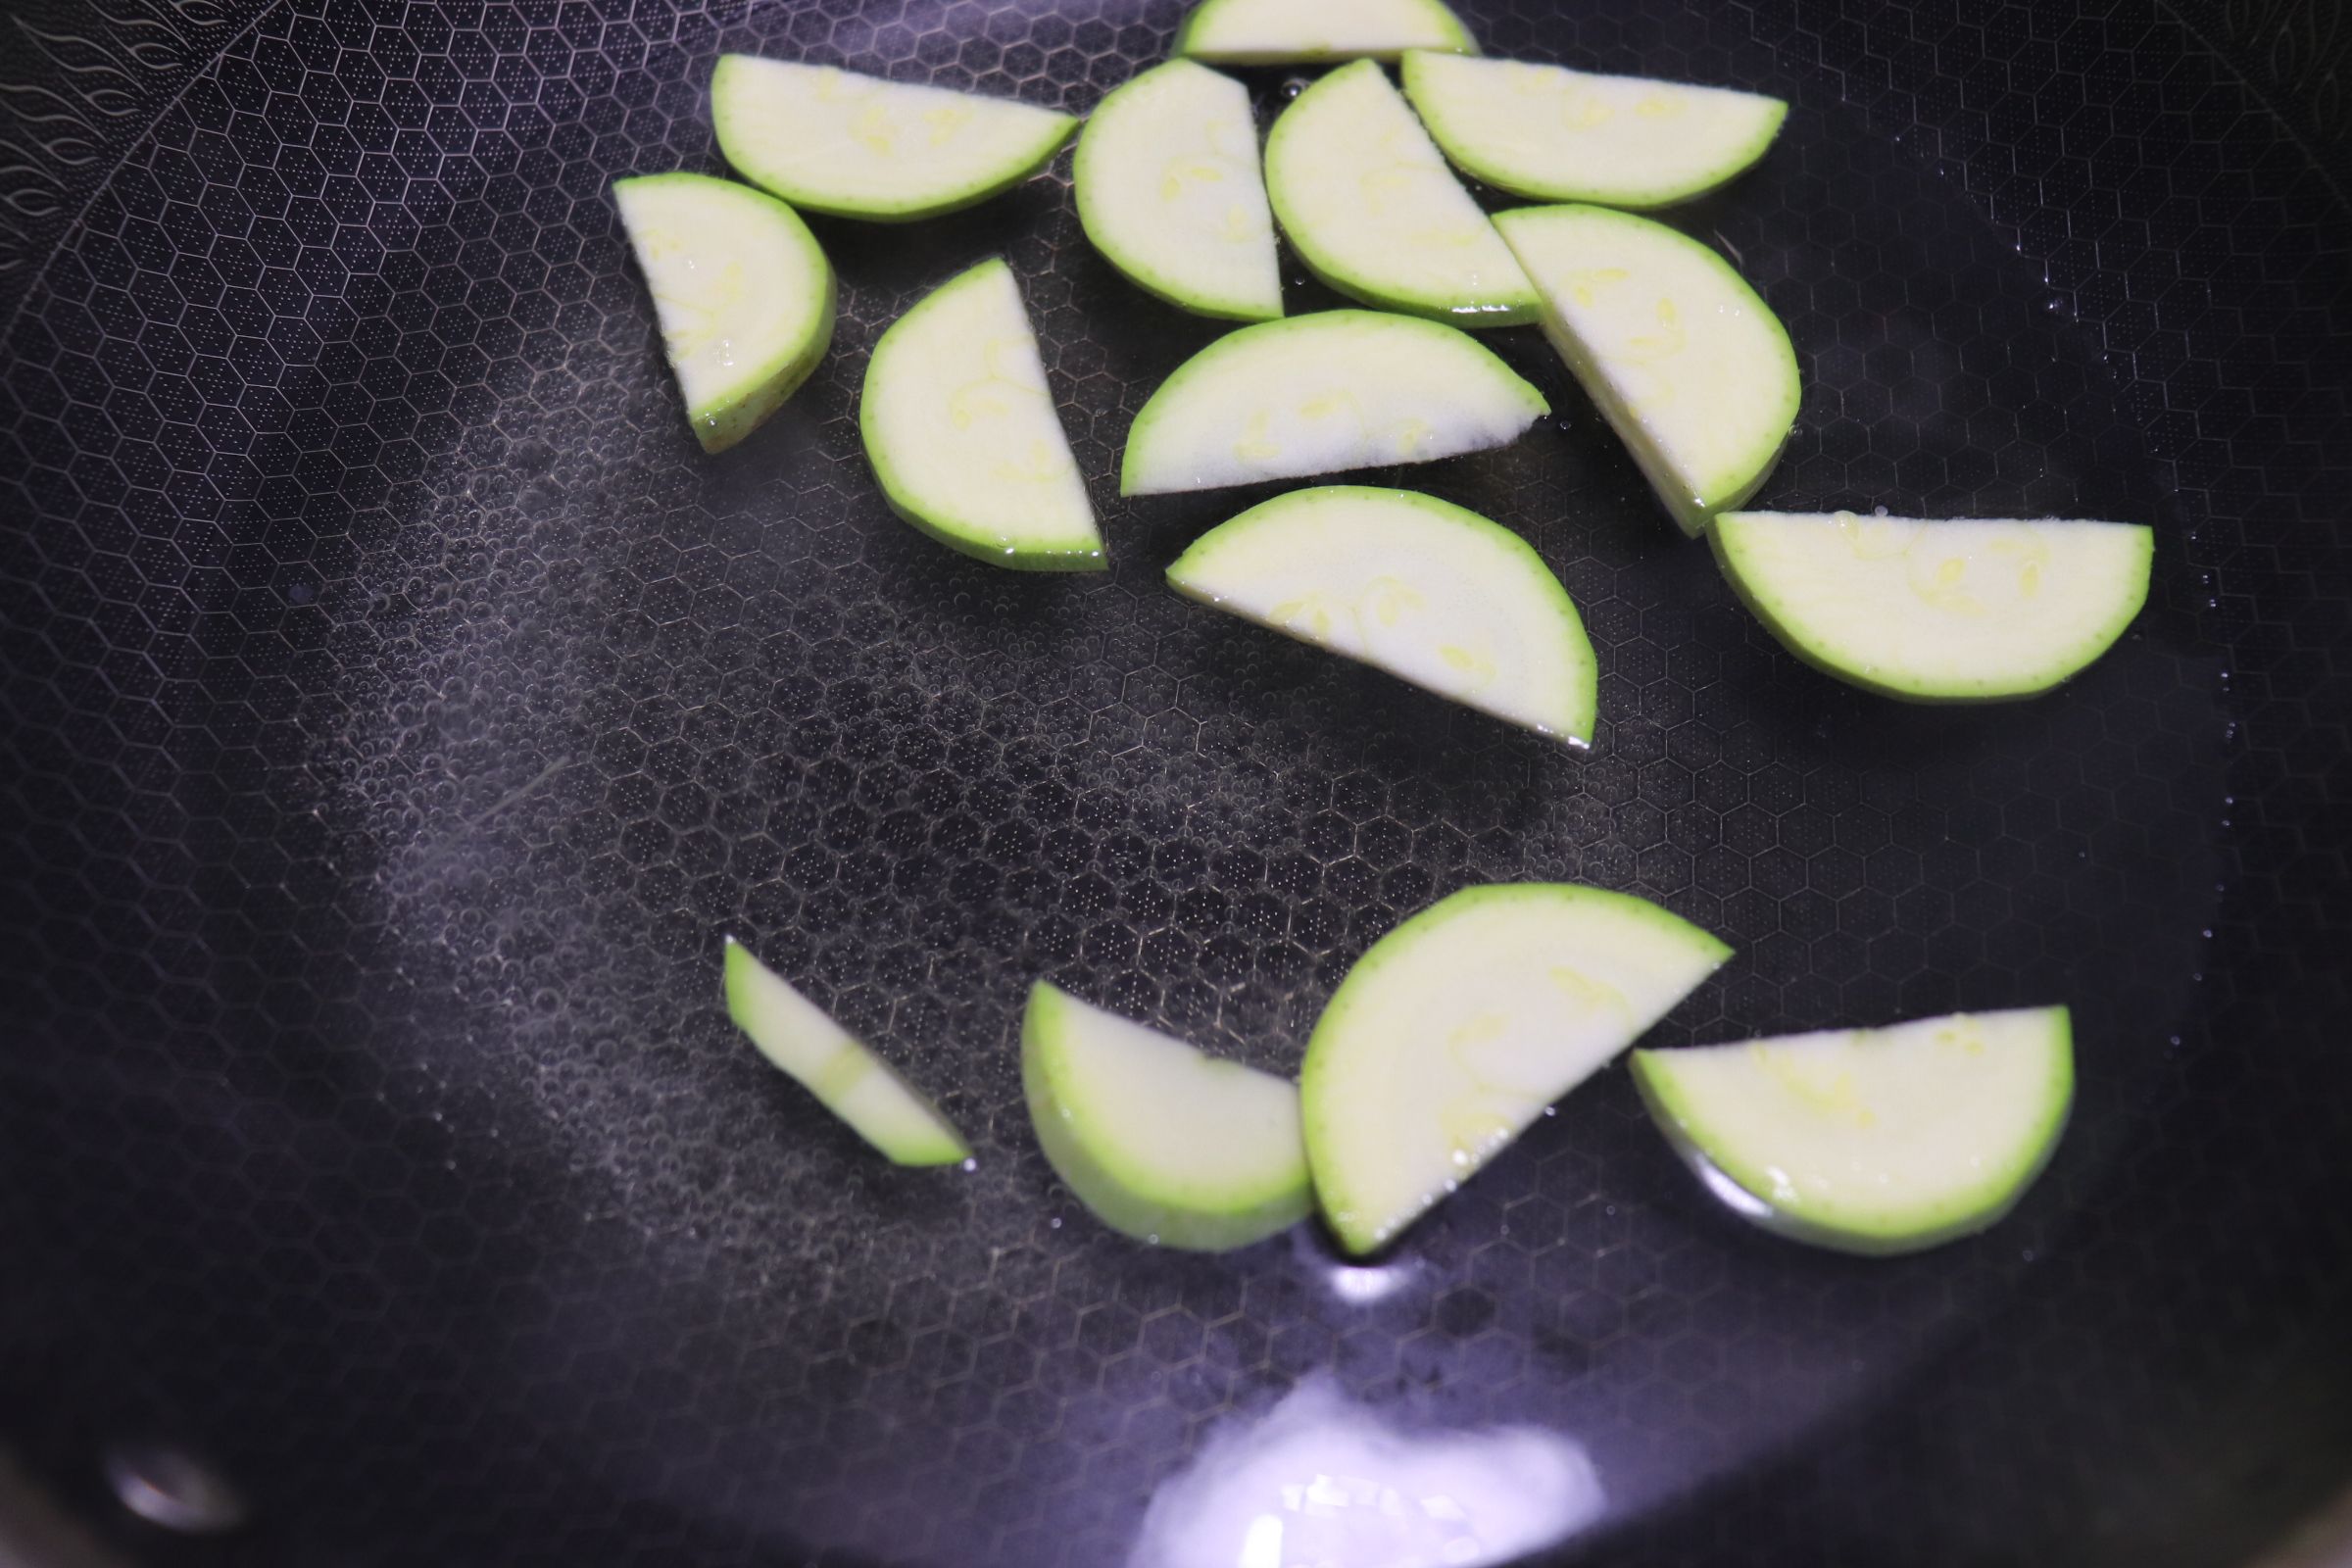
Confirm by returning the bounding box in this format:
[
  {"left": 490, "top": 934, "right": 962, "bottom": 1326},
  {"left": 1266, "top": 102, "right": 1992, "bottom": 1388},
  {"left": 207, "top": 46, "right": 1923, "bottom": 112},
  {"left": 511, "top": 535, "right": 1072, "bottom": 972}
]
[{"left": 0, "top": 1, "right": 2346, "bottom": 1566}]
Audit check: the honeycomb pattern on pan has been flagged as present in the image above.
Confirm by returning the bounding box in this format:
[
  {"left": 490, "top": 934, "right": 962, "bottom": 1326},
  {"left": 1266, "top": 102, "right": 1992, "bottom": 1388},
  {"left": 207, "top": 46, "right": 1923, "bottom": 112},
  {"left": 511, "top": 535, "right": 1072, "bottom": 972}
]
[{"left": 0, "top": 0, "right": 2345, "bottom": 1565}]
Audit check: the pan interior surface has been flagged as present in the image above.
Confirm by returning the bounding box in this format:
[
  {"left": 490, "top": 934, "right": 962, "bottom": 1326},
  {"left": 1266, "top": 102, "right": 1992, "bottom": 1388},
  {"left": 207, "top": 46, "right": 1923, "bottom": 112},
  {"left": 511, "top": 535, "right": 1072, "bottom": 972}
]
[{"left": 0, "top": 2, "right": 2345, "bottom": 1566}]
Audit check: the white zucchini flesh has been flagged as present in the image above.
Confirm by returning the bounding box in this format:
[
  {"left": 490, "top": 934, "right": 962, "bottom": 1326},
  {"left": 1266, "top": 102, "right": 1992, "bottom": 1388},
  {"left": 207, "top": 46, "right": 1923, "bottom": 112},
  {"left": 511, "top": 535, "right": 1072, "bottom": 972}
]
[
  {"left": 1166, "top": 486, "right": 1597, "bottom": 744},
  {"left": 711, "top": 56, "right": 1076, "bottom": 221},
  {"left": 1400, "top": 51, "right": 1787, "bottom": 208},
  {"left": 1301, "top": 884, "right": 1732, "bottom": 1255},
  {"left": 1175, "top": 0, "right": 1477, "bottom": 65},
  {"left": 722, "top": 939, "right": 970, "bottom": 1167},
  {"left": 1022, "top": 982, "right": 1313, "bottom": 1250},
  {"left": 859, "top": 259, "right": 1104, "bottom": 570},
  {"left": 1631, "top": 1007, "right": 2074, "bottom": 1255},
  {"left": 1121, "top": 310, "right": 1548, "bottom": 496},
  {"left": 1495, "top": 203, "right": 1799, "bottom": 536},
  {"left": 1074, "top": 60, "right": 1283, "bottom": 322},
  {"left": 1711, "top": 512, "right": 2154, "bottom": 701},
  {"left": 1264, "top": 60, "right": 1538, "bottom": 326},
  {"left": 611, "top": 173, "right": 836, "bottom": 455}
]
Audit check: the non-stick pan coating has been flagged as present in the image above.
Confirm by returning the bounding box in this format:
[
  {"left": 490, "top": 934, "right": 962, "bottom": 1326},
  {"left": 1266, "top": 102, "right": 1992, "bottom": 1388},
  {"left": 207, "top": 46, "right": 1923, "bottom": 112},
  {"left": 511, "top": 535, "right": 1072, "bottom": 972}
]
[{"left": 1, "top": 1, "right": 2347, "bottom": 1564}]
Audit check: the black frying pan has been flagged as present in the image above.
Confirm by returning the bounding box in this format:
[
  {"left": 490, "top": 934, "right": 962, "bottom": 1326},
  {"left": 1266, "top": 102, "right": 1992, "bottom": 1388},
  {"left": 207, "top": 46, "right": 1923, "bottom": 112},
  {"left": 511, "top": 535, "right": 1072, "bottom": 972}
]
[{"left": 2, "top": 0, "right": 2347, "bottom": 1564}]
